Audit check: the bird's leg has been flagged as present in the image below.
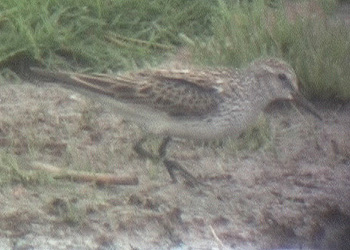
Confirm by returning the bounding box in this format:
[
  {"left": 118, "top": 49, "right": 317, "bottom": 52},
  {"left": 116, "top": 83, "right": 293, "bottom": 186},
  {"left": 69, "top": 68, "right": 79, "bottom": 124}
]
[
  {"left": 158, "top": 136, "right": 171, "bottom": 158},
  {"left": 134, "top": 136, "right": 172, "bottom": 160},
  {"left": 157, "top": 137, "right": 177, "bottom": 182},
  {"left": 163, "top": 159, "right": 201, "bottom": 187},
  {"left": 159, "top": 137, "right": 201, "bottom": 186},
  {"left": 133, "top": 136, "right": 158, "bottom": 160},
  {"left": 134, "top": 136, "right": 200, "bottom": 186}
]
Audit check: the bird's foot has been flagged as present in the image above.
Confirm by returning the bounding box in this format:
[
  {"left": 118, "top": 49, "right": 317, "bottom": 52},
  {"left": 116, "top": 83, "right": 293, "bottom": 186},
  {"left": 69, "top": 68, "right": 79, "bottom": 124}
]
[
  {"left": 133, "top": 136, "right": 202, "bottom": 186},
  {"left": 163, "top": 158, "right": 203, "bottom": 187}
]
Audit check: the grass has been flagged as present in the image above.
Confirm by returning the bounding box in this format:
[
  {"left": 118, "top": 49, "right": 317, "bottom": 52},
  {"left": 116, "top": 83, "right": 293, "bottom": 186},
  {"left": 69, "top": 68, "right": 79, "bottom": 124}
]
[
  {"left": 1, "top": 0, "right": 348, "bottom": 100},
  {"left": 0, "top": 150, "right": 53, "bottom": 186},
  {"left": 191, "top": 0, "right": 350, "bottom": 101},
  {"left": 0, "top": 0, "right": 215, "bottom": 71},
  {"left": 291, "top": 22, "right": 350, "bottom": 101},
  {"left": 0, "top": 0, "right": 349, "bottom": 100},
  {"left": 47, "top": 197, "right": 87, "bottom": 226},
  {"left": 0, "top": 0, "right": 349, "bottom": 184},
  {"left": 222, "top": 114, "right": 273, "bottom": 157}
]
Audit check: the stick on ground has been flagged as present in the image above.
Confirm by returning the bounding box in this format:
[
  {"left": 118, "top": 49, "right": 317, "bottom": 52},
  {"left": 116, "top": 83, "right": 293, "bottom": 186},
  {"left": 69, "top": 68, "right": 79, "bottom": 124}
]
[{"left": 31, "top": 162, "right": 139, "bottom": 186}]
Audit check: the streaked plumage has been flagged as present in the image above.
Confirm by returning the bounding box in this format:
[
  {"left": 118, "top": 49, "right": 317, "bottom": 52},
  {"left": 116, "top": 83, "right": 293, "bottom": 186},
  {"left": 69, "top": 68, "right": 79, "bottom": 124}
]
[
  {"left": 31, "top": 57, "right": 322, "bottom": 184},
  {"left": 32, "top": 57, "right": 320, "bottom": 141}
]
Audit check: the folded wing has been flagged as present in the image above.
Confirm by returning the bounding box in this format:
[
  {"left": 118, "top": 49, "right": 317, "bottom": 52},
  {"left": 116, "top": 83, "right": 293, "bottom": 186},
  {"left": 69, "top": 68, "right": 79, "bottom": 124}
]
[{"left": 31, "top": 67, "right": 224, "bottom": 117}]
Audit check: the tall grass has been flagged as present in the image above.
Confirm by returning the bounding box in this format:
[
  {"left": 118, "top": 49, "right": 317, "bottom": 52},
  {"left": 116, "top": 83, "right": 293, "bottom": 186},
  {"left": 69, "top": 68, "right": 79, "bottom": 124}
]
[
  {"left": 192, "top": 0, "right": 350, "bottom": 101},
  {"left": 0, "top": 0, "right": 349, "bottom": 100},
  {"left": 0, "top": 0, "right": 215, "bottom": 71}
]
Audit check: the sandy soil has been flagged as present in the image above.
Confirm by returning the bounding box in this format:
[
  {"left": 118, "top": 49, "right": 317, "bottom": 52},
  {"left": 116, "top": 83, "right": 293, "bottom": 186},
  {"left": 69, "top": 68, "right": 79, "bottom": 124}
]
[
  {"left": 0, "top": 76, "right": 348, "bottom": 250},
  {"left": 0, "top": 3, "right": 349, "bottom": 250}
]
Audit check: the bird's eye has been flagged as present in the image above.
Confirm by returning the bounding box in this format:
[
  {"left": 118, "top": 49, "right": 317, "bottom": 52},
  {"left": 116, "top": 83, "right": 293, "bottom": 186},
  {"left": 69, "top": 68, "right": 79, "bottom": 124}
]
[
  {"left": 278, "top": 73, "right": 294, "bottom": 91},
  {"left": 278, "top": 73, "right": 287, "bottom": 81}
]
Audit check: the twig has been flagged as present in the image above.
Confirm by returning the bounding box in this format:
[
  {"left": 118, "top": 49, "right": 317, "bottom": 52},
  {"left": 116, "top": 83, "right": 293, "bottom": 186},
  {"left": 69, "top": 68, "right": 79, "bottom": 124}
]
[{"left": 31, "top": 162, "right": 138, "bottom": 186}]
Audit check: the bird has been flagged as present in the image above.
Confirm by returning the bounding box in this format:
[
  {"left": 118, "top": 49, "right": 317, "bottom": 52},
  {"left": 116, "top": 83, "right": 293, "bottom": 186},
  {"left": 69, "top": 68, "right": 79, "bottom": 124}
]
[{"left": 31, "top": 57, "right": 322, "bottom": 185}]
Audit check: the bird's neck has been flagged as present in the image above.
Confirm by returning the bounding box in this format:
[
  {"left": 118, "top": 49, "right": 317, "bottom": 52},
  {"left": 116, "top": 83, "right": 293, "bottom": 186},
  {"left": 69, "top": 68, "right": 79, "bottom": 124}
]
[{"left": 241, "top": 78, "right": 275, "bottom": 111}]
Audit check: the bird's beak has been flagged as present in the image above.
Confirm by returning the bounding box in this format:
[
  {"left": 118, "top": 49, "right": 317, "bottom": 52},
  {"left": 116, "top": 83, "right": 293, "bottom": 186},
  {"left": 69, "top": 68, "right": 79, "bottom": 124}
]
[{"left": 292, "top": 92, "right": 323, "bottom": 121}]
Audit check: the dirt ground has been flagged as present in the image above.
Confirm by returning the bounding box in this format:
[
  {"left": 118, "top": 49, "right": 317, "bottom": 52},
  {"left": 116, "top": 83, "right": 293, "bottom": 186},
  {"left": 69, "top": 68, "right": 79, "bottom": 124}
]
[
  {"left": 1, "top": 80, "right": 349, "bottom": 250},
  {"left": 0, "top": 4, "right": 350, "bottom": 250}
]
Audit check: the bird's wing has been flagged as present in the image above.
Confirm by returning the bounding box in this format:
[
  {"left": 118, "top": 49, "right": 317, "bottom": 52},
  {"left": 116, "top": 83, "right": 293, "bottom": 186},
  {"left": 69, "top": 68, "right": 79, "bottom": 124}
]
[{"left": 31, "top": 67, "right": 229, "bottom": 117}]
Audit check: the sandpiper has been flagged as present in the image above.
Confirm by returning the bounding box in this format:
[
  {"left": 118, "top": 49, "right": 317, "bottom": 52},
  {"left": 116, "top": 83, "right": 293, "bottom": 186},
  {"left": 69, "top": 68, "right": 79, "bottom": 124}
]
[{"left": 31, "top": 57, "right": 322, "bottom": 184}]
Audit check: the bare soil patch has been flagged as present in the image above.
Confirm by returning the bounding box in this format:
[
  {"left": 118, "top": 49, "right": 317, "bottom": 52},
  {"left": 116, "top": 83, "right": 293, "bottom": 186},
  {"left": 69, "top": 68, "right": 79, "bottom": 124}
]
[{"left": 0, "top": 79, "right": 349, "bottom": 250}]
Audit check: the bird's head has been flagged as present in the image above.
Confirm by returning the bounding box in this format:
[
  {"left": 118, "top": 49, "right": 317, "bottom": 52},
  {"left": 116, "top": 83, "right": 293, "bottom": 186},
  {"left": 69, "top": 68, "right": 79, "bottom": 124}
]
[
  {"left": 249, "top": 57, "right": 322, "bottom": 120},
  {"left": 250, "top": 57, "right": 298, "bottom": 100}
]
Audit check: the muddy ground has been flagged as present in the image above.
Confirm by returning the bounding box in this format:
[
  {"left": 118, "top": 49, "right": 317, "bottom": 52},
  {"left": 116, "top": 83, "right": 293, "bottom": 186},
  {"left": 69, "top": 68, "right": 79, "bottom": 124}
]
[{"left": 0, "top": 3, "right": 350, "bottom": 250}]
